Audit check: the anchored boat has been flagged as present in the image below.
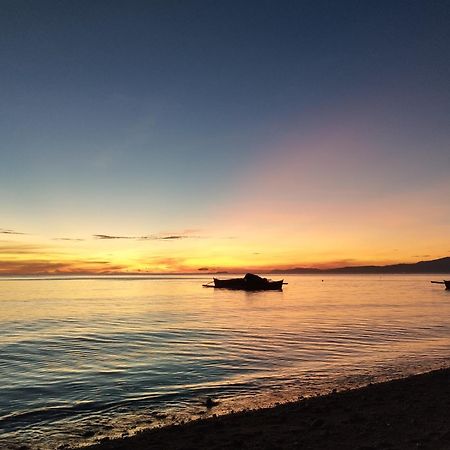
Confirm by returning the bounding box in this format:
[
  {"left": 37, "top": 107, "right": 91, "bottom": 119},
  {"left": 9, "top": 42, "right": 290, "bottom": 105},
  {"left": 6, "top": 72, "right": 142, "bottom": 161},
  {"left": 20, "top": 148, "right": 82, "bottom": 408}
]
[
  {"left": 431, "top": 280, "right": 450, "bottom": 290},
  {"left": 203, "top": 273, "right": 285, "bottom": 291}
]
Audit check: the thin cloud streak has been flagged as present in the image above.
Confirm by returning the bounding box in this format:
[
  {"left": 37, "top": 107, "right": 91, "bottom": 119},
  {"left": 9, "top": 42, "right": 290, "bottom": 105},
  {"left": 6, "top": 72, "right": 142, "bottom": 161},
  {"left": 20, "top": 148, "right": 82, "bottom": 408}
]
[
  {"left": 93, "top": 233, "right": 203, "bottom": 241},
  {"left": 0, "top": 228, "right": 27, "bottom": 235},
  {"left": 0, "top": 243, "right": 53, "bottom": 255},
  {"left": 53, "top": 238, "right": 85, "bottom": 241},
  {"left": 93, "top": 234, "right": 136, "bottom": 240}
]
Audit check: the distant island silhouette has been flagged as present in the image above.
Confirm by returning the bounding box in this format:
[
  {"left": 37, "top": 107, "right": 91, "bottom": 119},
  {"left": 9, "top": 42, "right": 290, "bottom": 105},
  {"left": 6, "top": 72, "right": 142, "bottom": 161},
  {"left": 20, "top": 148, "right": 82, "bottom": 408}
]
[{"left": 269, "top": 257, "right": 450, "bottom": 274}]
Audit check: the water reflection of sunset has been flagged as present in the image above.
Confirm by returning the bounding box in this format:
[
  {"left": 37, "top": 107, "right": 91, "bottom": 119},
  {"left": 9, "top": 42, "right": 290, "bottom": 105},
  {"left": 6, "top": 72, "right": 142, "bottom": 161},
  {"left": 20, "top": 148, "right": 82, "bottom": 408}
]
[{"left": 2, "top": 275, "right": 450, "bottom": 448}]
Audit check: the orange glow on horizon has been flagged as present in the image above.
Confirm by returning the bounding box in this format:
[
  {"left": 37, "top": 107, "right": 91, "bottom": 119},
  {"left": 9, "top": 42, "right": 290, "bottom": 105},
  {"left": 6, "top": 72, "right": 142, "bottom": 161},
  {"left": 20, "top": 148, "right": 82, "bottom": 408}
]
[{"left": 0, "top": 234, "right": 447, "bottom": 276}]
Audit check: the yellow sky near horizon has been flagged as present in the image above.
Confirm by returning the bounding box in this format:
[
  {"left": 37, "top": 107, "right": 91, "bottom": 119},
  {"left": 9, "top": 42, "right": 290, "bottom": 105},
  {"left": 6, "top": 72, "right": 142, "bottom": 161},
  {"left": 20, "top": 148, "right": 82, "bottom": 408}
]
[{"left": 2, "top": 188, "right": 449, "bottom": 275}]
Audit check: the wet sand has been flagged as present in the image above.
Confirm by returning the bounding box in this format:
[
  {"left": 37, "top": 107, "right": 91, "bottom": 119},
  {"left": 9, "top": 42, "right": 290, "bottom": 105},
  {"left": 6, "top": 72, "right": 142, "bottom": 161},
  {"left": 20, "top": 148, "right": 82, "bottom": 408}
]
[{"left": 81, "top": 368, "right": 450, "bottom": 450}]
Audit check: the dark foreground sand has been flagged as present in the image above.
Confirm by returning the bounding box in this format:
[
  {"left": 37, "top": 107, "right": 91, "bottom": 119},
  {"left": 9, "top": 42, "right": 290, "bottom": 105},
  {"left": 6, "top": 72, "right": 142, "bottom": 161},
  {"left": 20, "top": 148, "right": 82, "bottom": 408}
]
[{"left": 82, "top": 368, "right": 450, "bottom": 450}]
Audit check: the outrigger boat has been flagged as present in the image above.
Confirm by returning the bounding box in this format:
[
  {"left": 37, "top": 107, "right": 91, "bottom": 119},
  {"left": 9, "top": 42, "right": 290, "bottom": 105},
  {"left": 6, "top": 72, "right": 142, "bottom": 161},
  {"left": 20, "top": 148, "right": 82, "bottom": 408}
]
[
  {"left": 203, "top": 273, "right": 285, "bottom": 291},
  {"left": 431, "top": 280, "right": 450, "bottom": 290}
]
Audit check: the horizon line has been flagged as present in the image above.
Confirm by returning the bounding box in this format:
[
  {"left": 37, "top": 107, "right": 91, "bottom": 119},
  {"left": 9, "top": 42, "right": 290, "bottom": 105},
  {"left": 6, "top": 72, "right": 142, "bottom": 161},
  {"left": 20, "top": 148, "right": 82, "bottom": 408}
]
[{"left": 0, "top": 256, "right": 449, "bottom": 277}]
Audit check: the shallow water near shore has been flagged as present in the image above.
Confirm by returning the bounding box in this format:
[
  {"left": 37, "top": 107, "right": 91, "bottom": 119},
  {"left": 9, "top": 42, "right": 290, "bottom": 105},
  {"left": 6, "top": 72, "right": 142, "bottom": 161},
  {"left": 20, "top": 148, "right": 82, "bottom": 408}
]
[{"left": 1, "top": 274, "right": 450, "bottom": 449}]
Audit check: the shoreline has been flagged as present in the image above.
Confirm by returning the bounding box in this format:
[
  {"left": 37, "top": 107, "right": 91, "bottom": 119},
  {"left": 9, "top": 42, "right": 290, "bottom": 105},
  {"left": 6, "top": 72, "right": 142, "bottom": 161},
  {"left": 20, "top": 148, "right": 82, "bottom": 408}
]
[{"left": 78, "top": 367, "right": 450, "bottom": 450}]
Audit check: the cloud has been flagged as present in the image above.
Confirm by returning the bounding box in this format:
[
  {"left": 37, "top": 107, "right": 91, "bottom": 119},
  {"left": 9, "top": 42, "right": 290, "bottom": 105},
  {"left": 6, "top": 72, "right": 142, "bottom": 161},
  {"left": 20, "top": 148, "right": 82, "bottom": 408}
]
[
  {"left": 0, "top": 241, "right": 124, "bottom": 275},
  {"left": 53, "top": 238, "right": 85, "bottom": 241},
  {"left": 0, "top": 260, "right": 69, "bottom": 274},
  {"left": 93, "top": 234, "right": 135, "bottom": 240},
  {"left": 0, "top": 228, "right": 27, "bottom": 235},
  {"left": 0, "top": 243, "right": 50, "bottom": 254},
  {"left": 140, "top": 256, "right": 190, "bottom": 272},
  {"left": 0, "top": 259, "right": 124, "bottom": 275},
  {"left": 84, "top": 260, "right": 113, "bottom": 264},
  {"left": 93, "top": 232, "right": 202, "bottom": 241}
]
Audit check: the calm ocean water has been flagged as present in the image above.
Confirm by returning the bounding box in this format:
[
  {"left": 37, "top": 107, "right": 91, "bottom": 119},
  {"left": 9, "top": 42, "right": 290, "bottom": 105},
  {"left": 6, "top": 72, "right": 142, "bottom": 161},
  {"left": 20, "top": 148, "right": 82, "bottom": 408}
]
[{"left": 1, "top": 274, "right": 450, "bottom": 448}]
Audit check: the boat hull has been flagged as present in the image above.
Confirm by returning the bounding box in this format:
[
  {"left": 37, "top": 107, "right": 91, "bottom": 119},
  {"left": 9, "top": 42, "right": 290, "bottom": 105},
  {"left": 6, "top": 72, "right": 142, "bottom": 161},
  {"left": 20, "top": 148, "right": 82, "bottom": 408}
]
[{"left": 213, "top": 278, "right": 283, "bottom": 291}]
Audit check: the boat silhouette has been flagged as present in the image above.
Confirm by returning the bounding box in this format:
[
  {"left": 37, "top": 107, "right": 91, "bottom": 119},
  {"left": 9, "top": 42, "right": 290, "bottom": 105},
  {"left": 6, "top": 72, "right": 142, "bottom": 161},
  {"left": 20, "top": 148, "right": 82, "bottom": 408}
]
[{"left": 203, "top": 273, "right": 285, "bottom": 291}]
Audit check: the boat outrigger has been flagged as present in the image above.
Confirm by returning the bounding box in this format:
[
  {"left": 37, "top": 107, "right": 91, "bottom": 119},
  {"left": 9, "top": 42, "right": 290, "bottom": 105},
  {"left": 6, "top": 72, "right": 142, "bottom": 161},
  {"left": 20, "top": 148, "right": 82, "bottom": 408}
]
[
  {"left": 431, "top": 280, "right": 450, "bottom": 290},
  {"left": 203, "top": 273, "right": 285, "bottom": 291}
]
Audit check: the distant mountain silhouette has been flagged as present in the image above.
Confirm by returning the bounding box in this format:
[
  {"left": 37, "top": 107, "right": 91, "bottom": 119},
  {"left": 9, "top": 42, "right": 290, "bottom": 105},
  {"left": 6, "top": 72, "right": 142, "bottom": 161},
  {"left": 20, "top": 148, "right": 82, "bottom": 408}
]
[{"left": 270, "top": 257, "right": 450, "bottom": 274}]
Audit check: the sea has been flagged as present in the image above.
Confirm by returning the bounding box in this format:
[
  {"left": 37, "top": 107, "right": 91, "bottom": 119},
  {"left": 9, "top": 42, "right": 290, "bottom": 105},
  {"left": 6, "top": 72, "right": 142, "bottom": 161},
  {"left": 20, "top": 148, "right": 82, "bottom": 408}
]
[{"left": 1, "top": 274, "right": 450, "bottom": 449}]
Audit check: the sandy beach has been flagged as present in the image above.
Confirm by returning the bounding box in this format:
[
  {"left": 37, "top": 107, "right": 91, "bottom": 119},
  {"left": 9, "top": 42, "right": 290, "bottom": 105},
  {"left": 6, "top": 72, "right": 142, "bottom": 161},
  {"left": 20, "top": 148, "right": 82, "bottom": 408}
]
[{"left": 78, "top": 367, "right": 450, "bottom": 450}]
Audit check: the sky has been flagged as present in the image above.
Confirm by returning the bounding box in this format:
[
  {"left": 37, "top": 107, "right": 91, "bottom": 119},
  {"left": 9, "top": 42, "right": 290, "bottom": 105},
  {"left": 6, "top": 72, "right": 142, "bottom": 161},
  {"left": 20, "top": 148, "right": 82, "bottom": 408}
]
[{"left": 1, "top": 0, "right": 449, "bottom": 274}]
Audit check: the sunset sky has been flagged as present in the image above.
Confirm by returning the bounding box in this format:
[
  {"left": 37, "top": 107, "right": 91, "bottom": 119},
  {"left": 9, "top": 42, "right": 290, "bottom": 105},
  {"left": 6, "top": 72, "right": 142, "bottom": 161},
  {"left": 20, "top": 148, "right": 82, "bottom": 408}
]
[{"left": 1, "top": 0, "right": 449, "bottom": 274}]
